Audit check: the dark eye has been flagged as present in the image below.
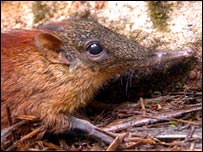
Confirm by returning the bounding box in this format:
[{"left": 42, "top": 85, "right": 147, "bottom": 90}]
[{"left": 86, "top": 43, "right": 103, "bottom": 55}]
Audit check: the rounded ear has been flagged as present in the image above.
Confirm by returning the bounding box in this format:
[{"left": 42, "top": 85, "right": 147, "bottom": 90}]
[
  {"left": 35, "top": 33, "right": 63, "bottom": 63},
  {"left": 35, "top": 33, "right": 62, "bottom": 50},
  {"left": 35, "top": 32, "right": 77, "bottom": 65}
]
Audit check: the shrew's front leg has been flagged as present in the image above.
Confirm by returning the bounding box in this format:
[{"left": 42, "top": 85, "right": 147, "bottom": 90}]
[{"left": 69, "top": 116, "right": 115, "bottom": 144}]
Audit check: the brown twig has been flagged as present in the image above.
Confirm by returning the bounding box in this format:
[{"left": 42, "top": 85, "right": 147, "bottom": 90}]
[
  {"left": 17, "top": 115, "right": 38, "bottom": 121},
  {"left": 6, "top": 106, "right": 17, "bottom": 142},
  {"left": 106, "top": 133, "right": 128, "bottom": 151},
  {"left": 139, "top": 97, "right": 146, "bottom": 115},
  {"left": 6, "top": 126, "right": 46, "bottom": 151},
  {"left": 1, "top": 120, "right": 27, "bottom": 140},
  {"left": 170, "top": 118, "right": 200, "bottom": 126},
  {"left": 153, "top": 138, "right": 178, "bottom": 146},
  {"left": 128, "top": 137, "right": 155, "bottom": 144},
  {"left": 103, "top": 104, "right": 202, "bottom": 132}
]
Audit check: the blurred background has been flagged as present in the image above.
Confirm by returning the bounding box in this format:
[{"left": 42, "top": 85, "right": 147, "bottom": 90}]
[{"left": 1, "top": 1, "right": 202, "bottom": 52}]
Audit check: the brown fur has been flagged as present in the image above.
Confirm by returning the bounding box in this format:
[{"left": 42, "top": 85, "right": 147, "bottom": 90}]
[
  {"left": 1, "top": 29, "right": 112, "bottom": 132},
  {"left": 2, "top": 19, "right": 193, "bottom": 134}
]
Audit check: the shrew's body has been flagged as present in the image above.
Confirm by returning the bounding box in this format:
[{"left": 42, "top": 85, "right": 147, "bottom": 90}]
[{"left": 1, "top": 19, "right": 194, "bottom": 143}]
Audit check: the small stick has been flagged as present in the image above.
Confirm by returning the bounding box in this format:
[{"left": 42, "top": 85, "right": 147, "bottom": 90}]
[
  {"left": 139, "top": 97, "right": 146, "bottom": 115},
  {"left": 103, "top": 104, "right": 202, "bottom": 132},
  {"left": 106, "top": 133, "right": 128, "bottom": 151},
  {"left": 1, "top": 114, "right": 40, "bottom": 141},
  {"left": 6, "top": 106, "right": 17, "bottom": 141},
  {"left": 6, "top": 126, "right": 46, "bottom": 151},
  {"left": 6, "top": 106, "right": 13, "bottom": 126},
  {"left": 128, "top": 137, "right": 155, "bottom": 144},
  {"left": 20, "top": 126, "right": 46, "bottom": 142},
  {"left": 1, "top": 120, "right": 27, "bottom": 140},
  {"left": 95, "top": 127, "right": 117, "bottom": 138},
  {"left": 17, "top": 115, "right": 38, "bottom": 121}
]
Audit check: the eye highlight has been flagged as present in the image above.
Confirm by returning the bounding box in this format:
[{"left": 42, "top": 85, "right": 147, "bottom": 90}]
[{"left": 86, "top": 42, "right": 103, "bottom": 55}]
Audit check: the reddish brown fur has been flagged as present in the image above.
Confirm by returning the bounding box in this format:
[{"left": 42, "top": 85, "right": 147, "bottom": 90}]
[
  {"left": 1, "top": 29, "right": 112, "bottom": 133},
  {"left": 2, "top": 30, "right": 45, "bottom": 128},
  {"left": 2, "top": 20, "right": 193, "bottom": 135}
]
